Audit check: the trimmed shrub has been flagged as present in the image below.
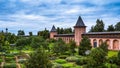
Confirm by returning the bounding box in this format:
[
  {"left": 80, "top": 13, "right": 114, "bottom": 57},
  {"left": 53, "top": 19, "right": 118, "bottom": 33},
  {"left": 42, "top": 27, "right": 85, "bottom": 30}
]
[
  {"left": 52, "top": 64, "right": 62, "bottom": 68},
  {"left": 76, "top": 57, "right": 88, "bottom": 65},
  {"left": 0, "top": 59, "right": 3, "bottom": 63},
  {"left": 55, "top": 59, "right": 67, "bottom": 64},
  {"left": 3, "top": 63, "right": 17, "bottom": 68},
  {"left": 5, "top": 54, "right": 14, "bottom": 57},
  {"left": 66, "top": 56, "right": 79, "bottom": 62},
  {"left": 105, "top": 63, "right": 118, "bottom": 68},
  {"left": 5, "top": 57, "right": 15, "bottom": 63},
  {"left": 59, "top": 55, "right": 68, "bottom": 59},
  {"left": 62, "top": 63, "right": 75, "bottom": 68}
]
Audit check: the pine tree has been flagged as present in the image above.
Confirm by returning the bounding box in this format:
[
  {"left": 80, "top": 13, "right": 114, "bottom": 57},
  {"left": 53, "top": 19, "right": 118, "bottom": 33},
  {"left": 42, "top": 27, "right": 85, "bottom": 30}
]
[
  {"left": 25, "top": 47, "right": 52, "bottom": 68},
  {"left": 107, "top": 25, "right": 115, "bottom": 31},
  {"left": 78, "top": 36, "right": 92, "bottom": 56}
]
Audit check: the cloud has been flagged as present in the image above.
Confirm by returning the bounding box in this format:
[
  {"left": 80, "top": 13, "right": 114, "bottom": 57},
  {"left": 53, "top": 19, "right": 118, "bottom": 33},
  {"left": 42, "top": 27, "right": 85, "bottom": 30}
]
[{"left": 0, "top": 0, "right": 120, "bottom": 34}]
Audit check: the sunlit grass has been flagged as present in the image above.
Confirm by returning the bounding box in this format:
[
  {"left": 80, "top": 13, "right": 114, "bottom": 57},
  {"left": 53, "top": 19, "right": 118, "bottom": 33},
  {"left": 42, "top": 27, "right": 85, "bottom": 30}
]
[{"left": 108, "top": 50, "right": 118, "bottom": 58}]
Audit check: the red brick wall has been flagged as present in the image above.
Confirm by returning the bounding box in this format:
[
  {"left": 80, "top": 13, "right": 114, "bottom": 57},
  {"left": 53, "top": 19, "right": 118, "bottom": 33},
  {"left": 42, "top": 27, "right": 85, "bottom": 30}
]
[{"left": 74, "top": 27, "right": 86, "bottom": 46}]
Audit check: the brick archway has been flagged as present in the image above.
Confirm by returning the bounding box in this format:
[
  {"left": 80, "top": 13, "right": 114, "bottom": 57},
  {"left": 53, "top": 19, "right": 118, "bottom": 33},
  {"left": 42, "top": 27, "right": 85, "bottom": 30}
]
[
  {"left": 99, "top": 39, "right": 103, "bottom": 45},
  {"left": 106, "top": 39, "right": 110, "bottom": 49},
  {"left": 113, "top": 40, "right": 119, "bottom": 50},
  {"left": 93, "top": 39, "right": 97, "bottom": 48}
]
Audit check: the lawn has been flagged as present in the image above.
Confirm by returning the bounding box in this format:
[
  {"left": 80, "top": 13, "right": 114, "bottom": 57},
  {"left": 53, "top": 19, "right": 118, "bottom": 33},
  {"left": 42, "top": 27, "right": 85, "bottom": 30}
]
[{"left": 108, "top": 50, "right": 118, "bottom": 58}]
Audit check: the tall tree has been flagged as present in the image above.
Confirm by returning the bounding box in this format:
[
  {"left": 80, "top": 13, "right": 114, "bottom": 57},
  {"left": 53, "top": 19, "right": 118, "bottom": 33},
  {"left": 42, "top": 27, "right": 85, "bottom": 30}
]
[
  {"left": 89, "top": 19, "right": 105, "bottom": 32},
  {"left": 69, "top": 40, "right": 76, "bottom": 55},
  {"left": 57, "top": 27, "right": 60, "bottom": 34},
  {"left": 38, "top": 29, "right": 49, "bottom": 39},
  {"left": 17, "top": 30, "right": 25, "bottom": 36},
  {"left": 29, "top": 32, "right": 33, "bottom": 36},
  {"left": 87, "top": 48, "right": 107, "bottom": 67},
  {"left": 78, "top": 36, "right": 92, "bottom": 56},
  {"left": 25, "top": 47, "right": 52, "bottom": 68},
  {"left": 115, "top": 22, "right": 120, "bottom": 31},
  {"left": 52, "top": 38, "right": 68, "bottom": 55},
  {"left": 107, "top": 25, "right": 115, "bottom": 31},
  {"left": 99, "top": 42, "right": 108, "bottom": 54}
]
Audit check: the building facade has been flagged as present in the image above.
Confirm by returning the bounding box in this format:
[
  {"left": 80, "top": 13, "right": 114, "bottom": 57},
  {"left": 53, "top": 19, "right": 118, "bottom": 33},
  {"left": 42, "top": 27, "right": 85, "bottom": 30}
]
[{"left": 50, "top": 16, "right": 120, "bottom": 50}]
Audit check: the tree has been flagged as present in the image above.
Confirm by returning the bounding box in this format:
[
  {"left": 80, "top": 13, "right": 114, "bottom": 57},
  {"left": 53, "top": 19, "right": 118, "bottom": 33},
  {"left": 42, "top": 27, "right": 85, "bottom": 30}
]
[
  {"left": 69, "top": 40, "right": 76, "bottom": 55},
  {"left": 30, "top": 37, "right": 47, "bottom": 50},
  {"left": 57, "top": 27, "right": 60, "bottom": 34},
  {"left": 99, "top": 42, "right": 108, "bottom": 54},
  {"left": 0, "top": 33, "right": 5, "bottom": 52},
  {"left": 87, "top": 48, "right": 107, "bottom": 67},
  {"left": 107, "top": 25, "right": 115, "bottom": 31},
  {"left": 25, "top": 47, "right": 52, "bottom": 68},
  {"left": 89, "top": 26, "right": 95, "bottom": 32},
  {"left": 38, "top": 29, "right": 49, "bottom": 39},
  {"left": 115, "top": 22, "right": 120, "bottom": 31},
  {"left": 89, "top": 19, "right": 105, "bottom": 32},
  {"left": 52, "top": 38, "right": 68, "bottom": 55},
  {"left": 29, "top": 32, "right": 33, "bottom": 36},
  {"left": 5, "top": 33, "right": 16, "bottom": 44},
  {"left": 17, "top": 30, "right": 25, "bottom": 36},
  {"left": 78, "top": 36, "right": 92, "bottom": 56},
  {"left": 16, "top": 37, "right": 31, "bottom": 51}
]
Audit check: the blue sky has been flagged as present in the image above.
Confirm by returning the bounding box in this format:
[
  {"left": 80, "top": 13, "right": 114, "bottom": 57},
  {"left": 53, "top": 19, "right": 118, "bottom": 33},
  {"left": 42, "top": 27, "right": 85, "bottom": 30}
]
[{"left": 0, "top": 0, "right": 120, "bottom": 35}]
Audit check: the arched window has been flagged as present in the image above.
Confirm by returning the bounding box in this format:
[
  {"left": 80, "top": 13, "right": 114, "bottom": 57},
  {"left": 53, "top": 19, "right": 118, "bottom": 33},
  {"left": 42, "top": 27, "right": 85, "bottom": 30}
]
[
  {"left": 99, "top": 39, "right": 103, "bottom": 45},
  {"left": 113, "top": 40, "right": 119, "bottom": 50},
  {"left": 93, "top": 39, "right": 97, "bottom": 48},
  {"left": 106, "top": 40, "right": 110, "bottom": 49}
]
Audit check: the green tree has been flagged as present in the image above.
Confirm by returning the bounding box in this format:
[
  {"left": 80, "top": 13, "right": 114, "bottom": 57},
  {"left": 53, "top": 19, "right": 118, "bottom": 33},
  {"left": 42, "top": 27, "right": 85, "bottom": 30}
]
[
  {"left": 99, "top": 42, "right": 108, "bottom": 54},
  {"left": 5, "top": 33, "right": 16, "bottom": 44},
  {"left": 16, "top": 37, "right": 31, "bottom": 51},
  {"left": 57, "top": 27, "right": 60, "bottom": 34},
  {"left": 53, "top": 38, "right": 68, "bottom": 55},
  {"left": 38, "top": 29, "right": 49, "bottom": 39},
  {"left": 30, "top": 37, "right": 48, "bottom": 50},
  {"left": 78, "top": 36, "right": 92, "bottom": 56},
  {"left": 17, "top": 30, "right": 25, "bottom": 36},
  {"left": 87, "top": 48, "right": 107, "bottom": 67},
  {"left": 89, "top": 19, "right": 105, "bottom": 32},
  {"left": 115, "top": 22, "right": 120, "bottom": 31},
  {"left": 3, "top": 41, "right": 10, "bottom": 53},
  {"left": 25, "top": 47, "right": 52, "bottom": 68},
  {"left": 29, "top": 32, "right": 33, "bottom": 36},
  {"left": 107, "top": 25, "right": 115, "bottom": 31},
  {"left": 69, "top": 40, "right": 76, "bottom": 55},
  {"left": 0, "top": 33, "right": 5, "bottom": 52}
]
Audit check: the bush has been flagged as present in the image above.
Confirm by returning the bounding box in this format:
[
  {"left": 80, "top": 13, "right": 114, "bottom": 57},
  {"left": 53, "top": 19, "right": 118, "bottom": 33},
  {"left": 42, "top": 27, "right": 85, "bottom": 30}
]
[
  {"left": 105, "top": 63, "right": 118, "bottom": 68},
  {"left": 5, "top": 54, "right": 14, "bottom": 57},
  {"left": 52, "top": 64, "right": 62, "bottom": 68},
  {"left": 3, "top": 63, "right": 17, "bottom": 68},
  {"left": 108, "top": 56, "right": 118, "bottom": 64},
  {"left": 66, "top": 56, "right": 79, "bottom": 62},
  {"left": 59, "top": 55, "right": 68, "bottom": 59},
  {"left": 76, "top": 58, "right": 88, "bottom": 65},
  {"left": 55, "top": 59, "right": 67, "bottom": 64},
  {"left": 5, "top": 57, "right": 15, "bottom": 63},
  {"left": 62, "top": 63, "right": 75, "bottom": 68},
  {"left": 0, "top": 59, "right": 3, "bottom": 63}
]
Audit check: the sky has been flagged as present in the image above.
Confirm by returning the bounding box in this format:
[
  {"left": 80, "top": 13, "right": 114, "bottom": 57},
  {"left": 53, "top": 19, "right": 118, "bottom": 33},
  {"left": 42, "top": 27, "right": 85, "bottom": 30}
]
[{"left": 0, "top": 0, "right": 120, "bottom": 35}]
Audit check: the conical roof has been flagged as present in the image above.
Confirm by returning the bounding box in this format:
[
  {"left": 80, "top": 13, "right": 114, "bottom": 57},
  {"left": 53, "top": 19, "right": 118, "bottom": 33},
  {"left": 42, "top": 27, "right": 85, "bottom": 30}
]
[
  {"left": 74, "top": 16, "right": 86, "bottom": 27},
  {"left": 50, "top": 25, "right": 57, "bottom": 32}
]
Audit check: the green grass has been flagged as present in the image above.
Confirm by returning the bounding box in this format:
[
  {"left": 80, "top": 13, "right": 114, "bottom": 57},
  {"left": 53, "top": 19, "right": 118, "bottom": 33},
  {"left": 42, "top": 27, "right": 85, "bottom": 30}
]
[{"left": 108, "top": 50, "right": 118, "bottom": 58}]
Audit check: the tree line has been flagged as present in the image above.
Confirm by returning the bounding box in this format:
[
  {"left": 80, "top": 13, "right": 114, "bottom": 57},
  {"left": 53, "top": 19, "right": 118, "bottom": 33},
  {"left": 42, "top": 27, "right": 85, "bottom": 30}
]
[{"left": 89, "top": 19, "right": 120, "bottom": 32}]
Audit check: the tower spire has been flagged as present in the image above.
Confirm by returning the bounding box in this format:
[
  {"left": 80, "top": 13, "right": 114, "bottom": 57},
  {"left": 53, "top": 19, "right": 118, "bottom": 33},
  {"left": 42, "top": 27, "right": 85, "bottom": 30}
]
[
  {"left": 74, "top": 16, "right": 86, "bottom": 28},
  {"left": 50, "top": 25, "right": 56, "bottom": 32}
]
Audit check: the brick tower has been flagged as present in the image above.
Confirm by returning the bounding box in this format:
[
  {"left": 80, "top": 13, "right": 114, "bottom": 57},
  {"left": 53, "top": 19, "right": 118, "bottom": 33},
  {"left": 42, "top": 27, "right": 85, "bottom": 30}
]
[
  {"left": 74, "top": 16, "right": 86, "bottom": 46},
  {"left": 50, "top": 25, "right": 57, "bottom": 39}
]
